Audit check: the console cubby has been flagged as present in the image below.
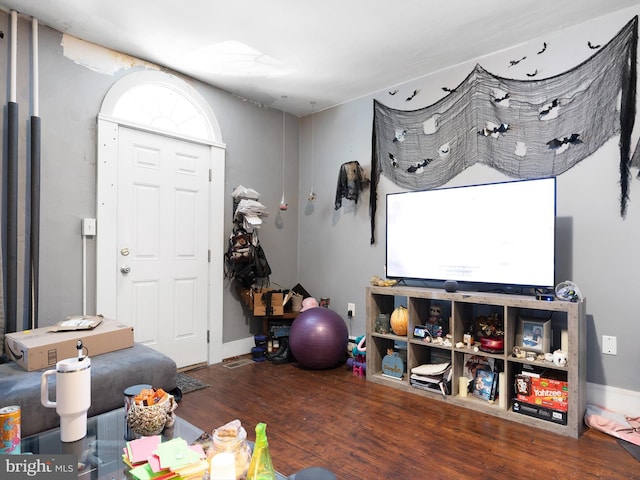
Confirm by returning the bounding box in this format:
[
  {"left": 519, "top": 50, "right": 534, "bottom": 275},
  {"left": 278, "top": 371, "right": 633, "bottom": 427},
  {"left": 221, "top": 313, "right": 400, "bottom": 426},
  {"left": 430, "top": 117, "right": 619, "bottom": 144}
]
[{"left": 366, "top": 285, "right": 586, "bottom": 437}]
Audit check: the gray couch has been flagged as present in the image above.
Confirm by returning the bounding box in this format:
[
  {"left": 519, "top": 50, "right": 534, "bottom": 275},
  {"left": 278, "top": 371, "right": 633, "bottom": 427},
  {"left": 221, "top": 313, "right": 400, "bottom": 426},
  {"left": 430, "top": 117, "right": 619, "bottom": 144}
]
[{"left": 0, "top": 343, "right": 177, "bottom": 437}]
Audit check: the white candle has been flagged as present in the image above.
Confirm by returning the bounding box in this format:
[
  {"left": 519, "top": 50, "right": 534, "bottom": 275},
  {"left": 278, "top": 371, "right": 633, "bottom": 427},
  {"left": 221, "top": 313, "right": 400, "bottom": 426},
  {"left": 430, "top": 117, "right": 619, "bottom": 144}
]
[
  {"left": 210, "top": 452, "right": 235, "bottom": 480},
  {"left": 498, "top": 372, "right": 507, "bottom": 409},
  {"left": 459, "top": 377, "right": 469, "bottom": 397}
]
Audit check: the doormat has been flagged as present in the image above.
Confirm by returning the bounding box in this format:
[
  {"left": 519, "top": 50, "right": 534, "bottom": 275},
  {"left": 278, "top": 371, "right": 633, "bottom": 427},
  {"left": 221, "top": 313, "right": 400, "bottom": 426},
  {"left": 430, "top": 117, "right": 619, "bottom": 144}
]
[
  {"left": 223, "top": 358, "right": 254, "bottom": 369},
  {"left": 176, "top": 372, "right": 209, "bottom": 394}
]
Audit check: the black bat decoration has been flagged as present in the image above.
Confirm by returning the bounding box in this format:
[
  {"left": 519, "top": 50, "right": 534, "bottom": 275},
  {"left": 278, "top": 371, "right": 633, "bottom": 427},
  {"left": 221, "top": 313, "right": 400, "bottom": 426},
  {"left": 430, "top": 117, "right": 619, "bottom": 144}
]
[
  {"left": 494, "top": 93, "right": 510, "bottom": 103},
  {"left": 508, "top": 56, "right": 526, "bottom": 67},
  {"left": 546, "top": 133, "right": 582, "bottom": 149},
  {"left": 442, "top": 87, "right": 456, "bottom": 93},
  {"left": 478, "top": 123, "right": 509, "bottom": 137},
  {"left": 539, "top": 99, "right": 559, "bottom": 118},
  {"left": 537, "top": 42, "right": 547, "bottom": 54},
  {"left": 388, "top": 153, "right": 398, "bottom": 167},
  {"left": 588, "top": 41, "right": 601, "bottom": 49},
  {"left": 526, "top": 69, "right": 538, "bottom": 77},
  {"left": 388, "top": 90, "right": 398, "bottom": 95},
  {"left": 407, "top": 159, "right": 433, "bottom": 173},
  {"left": 406, "top": 89, "right": 419, "bottom": 101},
  {"left": 0, "top": 31, "right": 4, "bottom": 39}
]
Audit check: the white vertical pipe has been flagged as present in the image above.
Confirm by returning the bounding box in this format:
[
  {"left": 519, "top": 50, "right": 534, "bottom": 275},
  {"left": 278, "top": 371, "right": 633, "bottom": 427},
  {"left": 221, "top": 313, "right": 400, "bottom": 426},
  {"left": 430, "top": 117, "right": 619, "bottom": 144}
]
[
  {"left": 10, "top": 10, "right": 17, "bottom": 102},
  {"left": 32, "top": 17, "right": 39, "bottom": 117},
  {"left": 82, "top": 236, "right": 87, "bottom": 316}
]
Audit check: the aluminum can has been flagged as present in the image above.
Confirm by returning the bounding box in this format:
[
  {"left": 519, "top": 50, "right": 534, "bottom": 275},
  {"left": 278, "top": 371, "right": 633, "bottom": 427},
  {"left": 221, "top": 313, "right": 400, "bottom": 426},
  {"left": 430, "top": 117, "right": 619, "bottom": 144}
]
[{"left": 0, "top": 405, "right": 21, "bottom": 454}]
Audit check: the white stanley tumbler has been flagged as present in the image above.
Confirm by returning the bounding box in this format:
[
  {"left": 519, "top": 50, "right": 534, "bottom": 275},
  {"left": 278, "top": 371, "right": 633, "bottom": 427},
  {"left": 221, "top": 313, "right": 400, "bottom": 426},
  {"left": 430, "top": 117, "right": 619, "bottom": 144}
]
[{"left": 40, "top": 342, "right": 91, "bottom": 442}]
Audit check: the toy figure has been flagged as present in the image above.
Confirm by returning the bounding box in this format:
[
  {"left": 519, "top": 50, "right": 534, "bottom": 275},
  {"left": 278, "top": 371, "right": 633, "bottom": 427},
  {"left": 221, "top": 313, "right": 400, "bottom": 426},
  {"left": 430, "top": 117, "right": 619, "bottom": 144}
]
[{"left": 427, "top": 305, "right": 443, "bottom": 337}]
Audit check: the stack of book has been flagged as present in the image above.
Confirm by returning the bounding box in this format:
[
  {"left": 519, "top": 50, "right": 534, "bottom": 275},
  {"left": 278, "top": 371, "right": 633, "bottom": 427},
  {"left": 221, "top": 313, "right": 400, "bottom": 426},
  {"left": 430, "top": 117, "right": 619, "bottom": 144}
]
[
  {"left": 123, "top": 435, "right": 209, "bottom": 480},
  {"left": 410, "top": 362, "right": 452, "bottom": 397}
]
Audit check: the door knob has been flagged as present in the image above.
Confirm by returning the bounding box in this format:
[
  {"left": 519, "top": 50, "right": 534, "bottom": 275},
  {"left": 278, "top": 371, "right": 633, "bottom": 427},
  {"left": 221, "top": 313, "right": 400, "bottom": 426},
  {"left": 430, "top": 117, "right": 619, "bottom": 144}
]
[{"left": 120, "top": 265, "right": 131, "bottom": 274}]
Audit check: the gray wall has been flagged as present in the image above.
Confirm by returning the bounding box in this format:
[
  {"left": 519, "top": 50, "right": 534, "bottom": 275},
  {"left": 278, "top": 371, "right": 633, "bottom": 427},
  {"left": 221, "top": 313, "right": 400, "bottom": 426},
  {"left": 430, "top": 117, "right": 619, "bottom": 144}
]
[
  {"left": 297, "top": 7, "right": 640, "bottom": 392},
  {"left": 1, "top": 7, "right": 638, "bottom": 393},
  {"left": 0, "top": 12, "right": 299, "bottom": 344}
]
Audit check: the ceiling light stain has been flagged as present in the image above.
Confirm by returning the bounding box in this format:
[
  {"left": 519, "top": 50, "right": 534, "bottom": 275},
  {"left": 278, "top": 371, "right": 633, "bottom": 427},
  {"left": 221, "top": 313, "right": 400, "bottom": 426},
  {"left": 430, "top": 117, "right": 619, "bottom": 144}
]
[{"left": 187, "top": 41, "right": 290, "bottom": 77}]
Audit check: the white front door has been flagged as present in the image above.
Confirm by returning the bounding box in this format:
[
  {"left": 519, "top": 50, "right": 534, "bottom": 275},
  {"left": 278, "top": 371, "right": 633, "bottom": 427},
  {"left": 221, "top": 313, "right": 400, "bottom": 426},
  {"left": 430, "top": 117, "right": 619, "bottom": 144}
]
[{"left": 116, "top": 126, "right": 209, "bottom": 368}]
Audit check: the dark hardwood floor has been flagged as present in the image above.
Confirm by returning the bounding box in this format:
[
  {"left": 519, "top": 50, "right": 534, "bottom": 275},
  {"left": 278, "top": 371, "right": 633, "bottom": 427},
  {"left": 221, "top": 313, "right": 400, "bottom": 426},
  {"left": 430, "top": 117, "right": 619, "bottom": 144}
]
[{"left": 177, "top": 358, "right": 637, "bottom": 479}]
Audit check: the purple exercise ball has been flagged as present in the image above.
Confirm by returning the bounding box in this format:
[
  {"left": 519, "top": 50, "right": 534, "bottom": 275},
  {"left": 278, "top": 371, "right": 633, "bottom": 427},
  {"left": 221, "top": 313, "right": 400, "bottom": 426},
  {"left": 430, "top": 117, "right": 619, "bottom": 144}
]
[{"left": 289, "top": 307, "right": 349, "bottom": 369}]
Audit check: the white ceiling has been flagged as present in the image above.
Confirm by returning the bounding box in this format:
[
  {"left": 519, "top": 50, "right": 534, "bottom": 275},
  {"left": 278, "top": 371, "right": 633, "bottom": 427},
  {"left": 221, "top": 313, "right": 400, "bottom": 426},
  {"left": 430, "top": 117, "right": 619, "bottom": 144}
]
[{"left": 1, "top": 0, "right": 639, "bottom": 116}]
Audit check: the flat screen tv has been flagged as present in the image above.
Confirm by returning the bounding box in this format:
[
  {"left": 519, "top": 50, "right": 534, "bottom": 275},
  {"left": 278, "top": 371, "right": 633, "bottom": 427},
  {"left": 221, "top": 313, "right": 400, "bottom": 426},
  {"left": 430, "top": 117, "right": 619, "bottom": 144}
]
[{"left": 385, "top": 177, "right": 556, "bottom": 291}]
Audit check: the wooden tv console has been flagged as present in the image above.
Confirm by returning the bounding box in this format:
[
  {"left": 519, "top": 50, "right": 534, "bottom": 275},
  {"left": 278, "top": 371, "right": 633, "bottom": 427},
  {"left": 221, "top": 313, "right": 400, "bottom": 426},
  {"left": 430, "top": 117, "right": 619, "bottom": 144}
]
[{"left": 365, "top": 286, "right": 586, "bottom": 437}]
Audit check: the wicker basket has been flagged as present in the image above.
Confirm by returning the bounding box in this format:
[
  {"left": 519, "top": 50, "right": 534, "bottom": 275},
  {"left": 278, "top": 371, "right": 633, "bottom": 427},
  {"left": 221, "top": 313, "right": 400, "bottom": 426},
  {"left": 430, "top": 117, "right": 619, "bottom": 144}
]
[{"left": 126, "top": 394, "right": 175, "bottom": 436}]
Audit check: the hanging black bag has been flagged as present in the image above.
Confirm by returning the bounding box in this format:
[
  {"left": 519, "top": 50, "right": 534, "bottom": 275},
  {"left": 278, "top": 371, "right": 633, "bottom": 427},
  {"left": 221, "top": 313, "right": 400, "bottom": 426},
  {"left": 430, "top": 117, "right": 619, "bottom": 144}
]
[{"left": 253, "top": 244, "right": 272, "bottom": 278}]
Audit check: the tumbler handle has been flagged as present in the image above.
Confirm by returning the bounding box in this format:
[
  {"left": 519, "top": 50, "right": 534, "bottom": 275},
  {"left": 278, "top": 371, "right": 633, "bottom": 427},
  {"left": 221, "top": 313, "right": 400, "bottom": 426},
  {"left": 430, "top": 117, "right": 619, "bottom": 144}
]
[{"left": 40, "top": 369, "right": 57, "bottom": 408}]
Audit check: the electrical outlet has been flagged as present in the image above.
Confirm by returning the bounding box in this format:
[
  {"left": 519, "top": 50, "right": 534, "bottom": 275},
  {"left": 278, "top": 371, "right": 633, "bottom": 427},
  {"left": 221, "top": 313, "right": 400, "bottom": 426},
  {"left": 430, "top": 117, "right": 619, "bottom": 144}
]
[
  {"left": 347, "top": 302, "right": 355, "bottom": 318},
  {"left": 602, "top": 335, "right": 617, "bottom": 355}
]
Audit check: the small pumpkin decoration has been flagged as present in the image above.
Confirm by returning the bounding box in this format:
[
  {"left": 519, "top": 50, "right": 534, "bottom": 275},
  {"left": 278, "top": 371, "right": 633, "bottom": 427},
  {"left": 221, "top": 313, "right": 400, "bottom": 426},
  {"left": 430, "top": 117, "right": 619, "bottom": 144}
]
[{"left": 390, "top": 305, "right": 408, "bottom": 336}]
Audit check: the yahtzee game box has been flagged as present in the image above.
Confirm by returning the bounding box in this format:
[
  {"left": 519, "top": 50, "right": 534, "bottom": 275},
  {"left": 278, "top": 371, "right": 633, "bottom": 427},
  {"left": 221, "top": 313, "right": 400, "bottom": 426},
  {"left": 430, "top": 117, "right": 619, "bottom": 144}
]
[{"left": 514, "top": 374, "right": 569, "bottom": 412}]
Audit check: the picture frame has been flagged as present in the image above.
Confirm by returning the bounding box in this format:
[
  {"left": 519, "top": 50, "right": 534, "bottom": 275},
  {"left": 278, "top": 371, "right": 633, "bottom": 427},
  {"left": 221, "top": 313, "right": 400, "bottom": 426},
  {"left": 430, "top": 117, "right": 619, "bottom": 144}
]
[
  {"left": 516, "top": 317, "right": 551, "bottom": 354},
  {"left": 473, "top": 369, "right": 497, "bottom": 401}
]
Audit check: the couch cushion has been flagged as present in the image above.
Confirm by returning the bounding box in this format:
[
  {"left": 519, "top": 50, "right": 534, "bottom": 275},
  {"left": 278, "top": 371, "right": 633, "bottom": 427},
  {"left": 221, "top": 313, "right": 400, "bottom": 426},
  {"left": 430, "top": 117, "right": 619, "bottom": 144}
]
[{"left": 0, "top": 343, "right": 176, "bottom": 437}]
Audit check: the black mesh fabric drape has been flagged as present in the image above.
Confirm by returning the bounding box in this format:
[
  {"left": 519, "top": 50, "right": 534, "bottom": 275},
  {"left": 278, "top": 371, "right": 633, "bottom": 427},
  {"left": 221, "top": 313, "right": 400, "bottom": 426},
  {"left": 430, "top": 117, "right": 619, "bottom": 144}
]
[{"left": 370, "top": 16, "right": 638, "bottom": 244}]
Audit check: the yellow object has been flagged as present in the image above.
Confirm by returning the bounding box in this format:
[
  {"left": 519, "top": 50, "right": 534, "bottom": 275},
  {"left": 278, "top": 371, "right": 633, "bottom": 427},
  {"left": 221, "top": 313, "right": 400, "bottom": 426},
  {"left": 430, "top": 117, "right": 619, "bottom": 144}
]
[
  {"left": 369, "top": 275, "right": 398, "bottom": 287},
  {"left": 246, "top": 423, "right": 275, "bottom": 480},
  {"left": 390, "top": 305, "right": 408, "bottom": 335}
]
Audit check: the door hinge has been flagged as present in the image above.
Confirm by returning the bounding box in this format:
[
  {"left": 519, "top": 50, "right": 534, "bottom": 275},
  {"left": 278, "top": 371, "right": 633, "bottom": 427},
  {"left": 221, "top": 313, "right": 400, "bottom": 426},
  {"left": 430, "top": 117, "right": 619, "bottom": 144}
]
[
  {"left": 208, "top": 249, "right": 211, "bottom": 262},
  {"left": 207, "top": 330, "right": 210, "bottom": 343},
  {"left": 209, "top": 169, "right": 212, "bottom": 182}
]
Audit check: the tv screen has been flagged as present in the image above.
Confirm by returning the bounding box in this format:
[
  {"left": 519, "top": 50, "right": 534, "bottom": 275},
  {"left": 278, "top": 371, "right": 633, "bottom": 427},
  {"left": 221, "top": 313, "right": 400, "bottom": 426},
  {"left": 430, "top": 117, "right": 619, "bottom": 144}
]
[{"left": 385, "top": 177, "right": 556, "bottom": 290}]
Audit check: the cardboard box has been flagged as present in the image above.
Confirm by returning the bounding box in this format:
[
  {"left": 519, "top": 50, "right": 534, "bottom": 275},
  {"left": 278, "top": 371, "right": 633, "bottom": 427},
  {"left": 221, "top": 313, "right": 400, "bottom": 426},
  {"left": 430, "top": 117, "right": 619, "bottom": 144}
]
[
  {"left": 237, "top": 286, "right": 254, "bottom": 310},
  {"left": 253, "top": 289, "right": 284, "bottom": 316},
  {"left": 513, "top": 400, "right": 568, "bottom": 425},
  {"left": 514, "top": 374, "right": 569, "bottom": 412},
  {"left": 4, "top": 318, "right": 134, "bottom": 371},
  {"left": 235, "top": 286, "right": 285, "bottom": 316}
]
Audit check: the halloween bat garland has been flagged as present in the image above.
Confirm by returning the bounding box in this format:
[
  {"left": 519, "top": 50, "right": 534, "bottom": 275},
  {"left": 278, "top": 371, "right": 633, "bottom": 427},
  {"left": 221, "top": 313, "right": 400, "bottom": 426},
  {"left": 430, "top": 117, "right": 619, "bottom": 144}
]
[{"left": 368, "top": 16, "right": 638, "bottom": 244}]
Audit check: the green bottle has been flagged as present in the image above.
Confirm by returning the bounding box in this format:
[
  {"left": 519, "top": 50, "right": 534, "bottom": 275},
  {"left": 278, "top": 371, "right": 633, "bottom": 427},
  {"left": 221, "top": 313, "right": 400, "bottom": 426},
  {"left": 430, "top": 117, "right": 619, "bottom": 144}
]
[{"left": 247, "top": 422, "right": 275, "bottom": 480}]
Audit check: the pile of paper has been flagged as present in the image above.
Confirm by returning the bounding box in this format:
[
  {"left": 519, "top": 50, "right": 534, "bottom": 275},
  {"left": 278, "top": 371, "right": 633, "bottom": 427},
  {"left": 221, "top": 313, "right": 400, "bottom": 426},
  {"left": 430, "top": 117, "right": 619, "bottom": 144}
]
[
  {"left": 123, "top": 435, "right": 208, "bottom": 480},
  {"left": 231, "top": 185, "right": 260, "bottom": 200},
  {"left": 235, "top": 198, "right": 268, "bottom": 230},
  {"left": 232, "top": 186, "right": 268, "bottom": 232}
]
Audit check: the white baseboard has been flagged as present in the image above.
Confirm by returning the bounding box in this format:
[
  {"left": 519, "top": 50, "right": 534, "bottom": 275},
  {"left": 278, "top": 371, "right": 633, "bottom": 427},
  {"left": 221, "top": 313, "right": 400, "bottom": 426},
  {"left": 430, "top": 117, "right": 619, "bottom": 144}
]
[
  {"left": 220, "top": 336, "right": 255, "bottom": 361},
  {"left": 587, "top": 382, "right": 640, "bottom": 417}
]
